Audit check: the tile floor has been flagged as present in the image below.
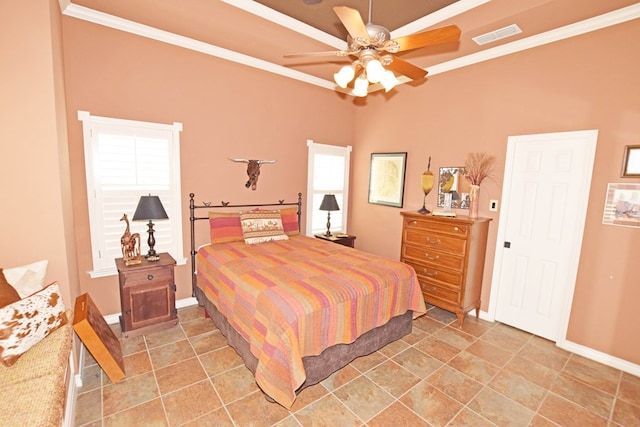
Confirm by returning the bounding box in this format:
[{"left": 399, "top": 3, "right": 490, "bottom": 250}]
[{"left": 74, "top": 304, "right": 640, "bottom": 427}]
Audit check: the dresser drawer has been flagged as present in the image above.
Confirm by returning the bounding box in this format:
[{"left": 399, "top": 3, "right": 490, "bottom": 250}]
[
  {"left": 403, "top": 228, "right": 467, "bottom": 254},
  {"left": 404, "top": 218, "right": 470, "bottom": 237},
  {"left": 403, "top": 259, "right": 463, "bottom": 289},
  {"left": 418, "top": 280, "right": 461, "bottom": 305},
  {"left": 402, "top": 245, "right": 465, "bottom": 271},
  {"left": 120, "top": 265, "right": 173, "bottom": 286}
]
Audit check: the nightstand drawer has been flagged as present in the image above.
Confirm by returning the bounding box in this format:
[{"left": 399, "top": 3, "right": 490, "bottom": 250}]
[{"left": 120, "top": 266, "right": 173, "bottom": 286}]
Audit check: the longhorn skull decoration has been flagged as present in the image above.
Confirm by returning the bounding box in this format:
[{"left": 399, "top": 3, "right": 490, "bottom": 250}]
[{"left": 228, "top": 158, "right": 277, "bottom": 190}]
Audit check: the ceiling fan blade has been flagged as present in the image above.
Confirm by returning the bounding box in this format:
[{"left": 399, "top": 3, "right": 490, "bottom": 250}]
[
  {"left": 284, "top": 50, "right": 349, "bottom": 58},
  {"left": 333, "top": 6, "right": 370, "bottom": 42},
  {"left": 386, "top": 57, "right": 428, "bottom": 80},
  {"left": 393, "top": 25, "right": 461, "bottom": 52}
]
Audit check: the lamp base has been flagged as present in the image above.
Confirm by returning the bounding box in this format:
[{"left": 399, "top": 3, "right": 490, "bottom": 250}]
[
  {"left": 145, "top": 253, "right": 161, "bottom": 262},
  {"left": 145, "top": 221, "right": 160, "bottom": 262}
]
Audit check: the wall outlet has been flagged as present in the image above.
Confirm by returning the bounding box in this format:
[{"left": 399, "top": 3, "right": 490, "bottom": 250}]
[{"left": 489, "top": 200, "right": 499, "bottom": 212}]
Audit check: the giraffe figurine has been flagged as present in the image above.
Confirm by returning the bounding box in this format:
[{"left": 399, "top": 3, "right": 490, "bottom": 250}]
[{"left": 120, "top": 213, "right": 142, "bottom": 265}]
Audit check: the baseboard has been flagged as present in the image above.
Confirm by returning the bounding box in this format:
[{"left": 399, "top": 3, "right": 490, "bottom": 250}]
[
  {"left": 559, "top": 339, "right": 640, "bottom": 377},
  {"left": 103, "top": 296, "right": 198, "bottom": 325}
]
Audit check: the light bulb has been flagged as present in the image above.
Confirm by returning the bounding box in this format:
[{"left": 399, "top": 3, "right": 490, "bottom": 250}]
[
  {"left": 333, "top": 65, "right": 355, "bottom": 88},
  {"left": 380, "top": 70, "right": 399, "bottom": 92},
  {"left": 365, "top": 59, "right": 385, "bottom": 83},
  {"left": 353, "top": 75, "right": 369, "bottom": 97}
]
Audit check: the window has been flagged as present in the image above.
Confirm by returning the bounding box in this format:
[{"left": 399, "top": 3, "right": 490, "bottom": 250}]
[
  {"left": 306, "top": 140, "right": 352, "bottom": 236},
  {"left": 79, "top": 111, "right": 184, "bottom": 277}
]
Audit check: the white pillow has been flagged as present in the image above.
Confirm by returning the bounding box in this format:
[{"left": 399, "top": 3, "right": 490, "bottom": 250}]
[{"left": 2, "top": 260, "right": 48, "bottom": 298}]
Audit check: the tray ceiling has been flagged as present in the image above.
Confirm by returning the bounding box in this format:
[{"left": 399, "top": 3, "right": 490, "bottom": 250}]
[{"left": 63, "top": 0, "right": 640, "bottom": 95}]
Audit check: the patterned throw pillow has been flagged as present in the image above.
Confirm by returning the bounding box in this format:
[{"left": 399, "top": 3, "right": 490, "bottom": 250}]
[
  {"left": 0, "top": 269, "right": 21, "bottom": 308},
  {"left": 209, "top": 212, "right": 244, "bottom": 244},
  {"left": 2, "top": 260, "right": 48, "bottom": 298},
  {"left": 240, "top": 210, "right": 289, "bottom": 245},
  {"left": 0, "top": 281, "right": 68, "bottom": 366}
]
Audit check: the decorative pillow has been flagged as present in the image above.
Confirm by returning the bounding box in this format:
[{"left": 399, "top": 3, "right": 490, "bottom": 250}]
[
  {"left": 0, "top": 269, "right": 21, "bottom": 308},
  {"left": 280, "top": 207, "right": 300, "bottom": 236},
  {"left": 209, "top": 212, "right": 244, "bottom": 244},
  {"left": 0, "top": 281, "right": 67, "bottom": 366},
  {"left": 2, "top": 260, "right": 48, "bottom": 298},
  {"left": 240, "top": 210, "right": 289, "bottom": 245}
]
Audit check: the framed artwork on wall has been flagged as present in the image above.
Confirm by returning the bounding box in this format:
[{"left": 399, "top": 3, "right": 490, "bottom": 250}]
[
  {"left": 621, "top": 145, "right": 640, "bottom": 177},
  {"left": 437, "top": 166, "right": 471, "bottom": 209},
  {"left": 368, "top": 152, "right": 407, "bottom": 208},
  {"left": 602, "top": 183, "right": 640, "bottom": 228}
]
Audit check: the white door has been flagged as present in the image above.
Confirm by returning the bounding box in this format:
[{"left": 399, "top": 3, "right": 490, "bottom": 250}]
[{"left": 491, "top": 130, "right": 597, "bottom": 341}]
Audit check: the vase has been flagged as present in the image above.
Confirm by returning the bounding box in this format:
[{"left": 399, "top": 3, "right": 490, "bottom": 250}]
[{"left": 469, "top": 184, "right": 480, "bottom": 219}]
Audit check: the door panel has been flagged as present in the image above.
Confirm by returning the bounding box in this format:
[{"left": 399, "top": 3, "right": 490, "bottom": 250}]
[{"left": 494, "top": 131, "right": 597, "bottom": 340}]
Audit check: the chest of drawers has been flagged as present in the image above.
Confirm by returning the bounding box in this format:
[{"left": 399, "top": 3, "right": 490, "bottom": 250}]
[{"left": 400, "top": 212, "right": 491, "bottom": 326}]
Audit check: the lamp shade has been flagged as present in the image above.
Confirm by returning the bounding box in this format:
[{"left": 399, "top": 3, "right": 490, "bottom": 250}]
[
  {"left": 319, "top": 194, "right": 339, "bottom": 212},
  {"left": 132, "top": 195, "right": 169, "bottom": 221}
]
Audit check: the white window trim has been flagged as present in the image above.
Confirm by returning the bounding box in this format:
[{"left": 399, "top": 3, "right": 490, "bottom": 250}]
[
  {"left": 79, "top": 110, "right": 185, "bottom": 278},
  {"left": 306, "top": 139, "right": 352, "bottom": 236}
]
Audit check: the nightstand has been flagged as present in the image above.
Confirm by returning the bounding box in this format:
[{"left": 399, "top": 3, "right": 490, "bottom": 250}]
[
  {"left": 314, "top": 233, "right": 356, "bottom": 248},
  {"left": 115, "top": 252, "right": 178, "bottom": 338}
]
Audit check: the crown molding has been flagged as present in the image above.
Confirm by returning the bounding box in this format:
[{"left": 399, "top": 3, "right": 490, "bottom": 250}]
[{"left": 60, "top": 1, "right": 640, "bottom": 97}]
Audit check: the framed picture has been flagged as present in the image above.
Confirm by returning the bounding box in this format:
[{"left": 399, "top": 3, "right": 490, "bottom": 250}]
[
  {"left": 368, "top": 152, "right": 407, "bottom": 208},
  {"left": 437, "top": 166, "right": 471, "bottom": 209},
  {"left": 621, "top": 145, "right": 640, "bottom": 177},
  {"left": 602, "top": 183, "right": 640, "bottom": 228}
]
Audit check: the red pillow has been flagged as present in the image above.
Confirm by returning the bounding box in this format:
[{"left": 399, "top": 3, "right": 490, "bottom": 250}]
[
  {"left": 279, "top": 207, "right": 300, "bottom": 236},
  {"left": 209, "top": 212, "right": 244, "bottom": 244}
]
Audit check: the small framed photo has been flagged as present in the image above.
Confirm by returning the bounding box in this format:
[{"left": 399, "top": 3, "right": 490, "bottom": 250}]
[
  {"left": 602, "top": 183, "right": 640, "bottom": 228},
  {"left": 621, "top": 145, "right": 640, "bottom": 177},
  {"left": 368, "top": 152, "right": 407, "bottom": 208}
]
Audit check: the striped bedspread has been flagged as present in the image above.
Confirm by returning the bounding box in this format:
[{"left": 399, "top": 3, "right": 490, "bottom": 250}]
[{"left": 196, "top": 235, "right": 426, "bottom": 408}]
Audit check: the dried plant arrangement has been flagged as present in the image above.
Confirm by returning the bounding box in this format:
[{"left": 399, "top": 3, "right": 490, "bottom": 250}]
[{"left": 464, "top": 152, "right": 496, "bottom": 185}]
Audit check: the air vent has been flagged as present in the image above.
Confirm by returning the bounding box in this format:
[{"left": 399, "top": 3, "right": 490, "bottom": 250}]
[{"left": 472, "top": 24, "right": 522, "bottom": 46}]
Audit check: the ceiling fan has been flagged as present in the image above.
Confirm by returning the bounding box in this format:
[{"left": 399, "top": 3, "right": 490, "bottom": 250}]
[{"left": 285, "top": 2, "right": 461, "bottom": 96}]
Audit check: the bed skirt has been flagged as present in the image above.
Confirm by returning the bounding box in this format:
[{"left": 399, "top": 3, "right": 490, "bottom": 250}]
[{"left": 194, "top": 286, "right": 413, "bottom": 397}]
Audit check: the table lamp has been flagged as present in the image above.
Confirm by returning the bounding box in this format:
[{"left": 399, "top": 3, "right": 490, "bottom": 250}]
[
  {"left": 132, "top": 194, "right": 168, "bottom": 261},
  {"left": 319, "top": 194, "right": 340, "bottom": 237}
]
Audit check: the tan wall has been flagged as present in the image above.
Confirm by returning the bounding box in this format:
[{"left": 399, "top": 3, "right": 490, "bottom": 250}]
[
  {"left": 60, "top": 17, "right": 355, "bottom": 316},
  {"left": 0, "top": 1, "right": 78, "bottom": 308},
  {"left": 349, "top": 20, "right": 640, "bottom": 364},
  {"left": 6, "top": 2, "right": 638, "bottom": 370}
]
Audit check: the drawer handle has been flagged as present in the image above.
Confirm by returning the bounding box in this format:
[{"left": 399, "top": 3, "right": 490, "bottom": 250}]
[
  {"left": 423, "top": 285, "right": 437, "bottom": 292},
  {"left": 426, "top": 237, "right": 441, "bottom": 245},
  {"left": 410, "top": 221, "right": 418, "bottom": 226},
  {"left": 424, "top": 253, "right": 440, "bottom": 261},
  {"left": 453, "top": 226, "right": 459, "bottom": 232},
  {"left": 422, "top": 268, "right": 438, "bottom": 277},
  {"left": 147, "top": 274, "right": 154, "bottom": 281}
]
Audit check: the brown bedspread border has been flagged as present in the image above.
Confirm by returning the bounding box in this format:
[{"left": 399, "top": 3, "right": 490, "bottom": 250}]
[{"left": 194, "top": 286, "right": 413, "bottom": 397}]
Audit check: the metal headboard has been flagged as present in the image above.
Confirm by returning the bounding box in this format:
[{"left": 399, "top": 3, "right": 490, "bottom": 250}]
[{"left": 188, "top": 192, "right": 303, "bottom": 296}]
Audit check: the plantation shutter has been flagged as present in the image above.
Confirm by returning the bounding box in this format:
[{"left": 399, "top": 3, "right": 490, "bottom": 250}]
[{"left": 80, "top": 111, "right": 183, "bottom": 277}]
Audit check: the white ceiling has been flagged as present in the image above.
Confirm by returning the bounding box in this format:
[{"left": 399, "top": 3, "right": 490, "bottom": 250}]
[{"left": 61, "top": 0, "right": 640, "bottom": 96}]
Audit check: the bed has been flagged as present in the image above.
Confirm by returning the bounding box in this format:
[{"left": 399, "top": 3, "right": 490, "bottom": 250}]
[{"left": 189, "top": 193, "right": 426, "bottom": 408}]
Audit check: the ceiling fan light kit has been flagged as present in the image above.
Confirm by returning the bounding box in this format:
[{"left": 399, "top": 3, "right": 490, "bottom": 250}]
[{"left": 287, "top": 3, "right": 461, "bottom": 97}]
